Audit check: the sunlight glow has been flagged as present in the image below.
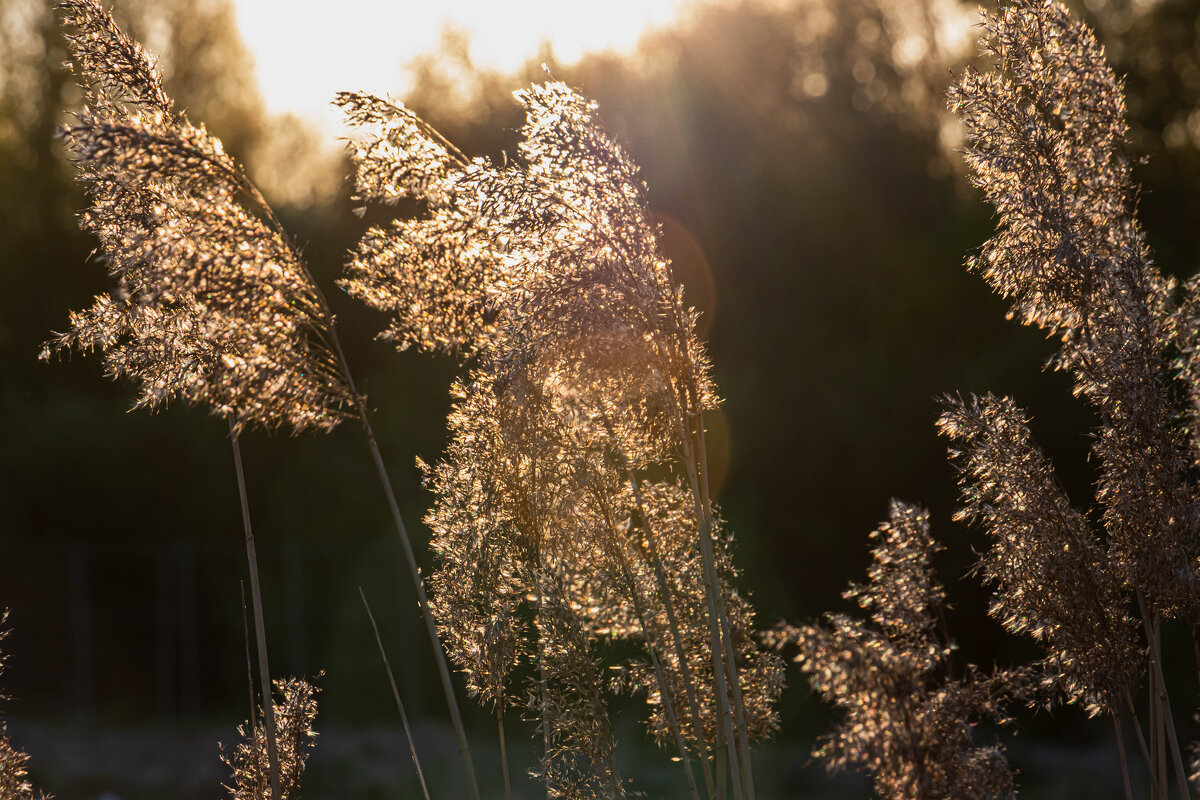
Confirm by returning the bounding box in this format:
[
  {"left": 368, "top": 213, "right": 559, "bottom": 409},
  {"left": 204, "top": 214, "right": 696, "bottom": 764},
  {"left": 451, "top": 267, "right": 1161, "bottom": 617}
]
[{"left": 230, "top": 1, "right": 693, "bottom": 133}]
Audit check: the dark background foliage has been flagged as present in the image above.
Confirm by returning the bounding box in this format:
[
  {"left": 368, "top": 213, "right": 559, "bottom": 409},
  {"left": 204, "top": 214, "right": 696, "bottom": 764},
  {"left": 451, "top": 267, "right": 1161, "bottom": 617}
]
[{"left": 3, "top": 0, "right": 1200, "bottom": 796}]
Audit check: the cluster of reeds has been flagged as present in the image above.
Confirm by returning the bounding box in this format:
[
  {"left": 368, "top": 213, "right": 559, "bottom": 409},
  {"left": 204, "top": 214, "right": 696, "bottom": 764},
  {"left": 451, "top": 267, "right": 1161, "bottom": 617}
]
[
  {"left": 338, "top": 81, "right": 783, "bottom": 798},
  {"left": 47, "top": 1, "right": 483, "bottom": 796},
  {"left": 43, "top": 1, "right": 782, "bottom": 797},
  {"left": 41, "top": 0, "right": 1200, "bottom": 798},
  {"left": 788, "top": 1, "right": 1200, "bottom": 799}
]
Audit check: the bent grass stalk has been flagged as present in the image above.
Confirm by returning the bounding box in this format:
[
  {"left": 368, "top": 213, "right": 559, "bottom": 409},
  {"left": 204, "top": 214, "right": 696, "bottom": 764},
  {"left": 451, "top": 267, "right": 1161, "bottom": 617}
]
[{"left": 359, "top": 588, "right": 431, "bottom": 800}]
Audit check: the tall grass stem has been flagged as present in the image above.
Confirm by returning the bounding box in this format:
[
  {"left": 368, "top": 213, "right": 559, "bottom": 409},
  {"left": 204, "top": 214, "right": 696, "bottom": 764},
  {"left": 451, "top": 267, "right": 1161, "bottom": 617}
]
[
  {"left": 682, "top": 444, "right": 742, "bottom": 800},
  {"left": 239, "top": 582, "right": 259, "bottom": 772},
  {"left": 1113, "top": 711, "right": 1133, "bottom": 800},
  {"left": 697, "top": 420, "right": 755, "bottom": 800},
  {"left": 622, "top": 462, "right": 716, "bottom": 798},
  {"left": 497, "top": 707, "right": 513, "bottom": 800},
  {"left": 1137, "top": 593, "right": 1188, "bottom": 800},
  {"left": 238, "top": 172, "right": 481, "bottom": 799},
  {"left": 1123, "top": 689, "right": 1161, "bottom": 800},
  {"left": 229, "top": 417, "right": 281, "bottom": 800},
  {"left": 354, "top": 400, "right": 481, "bottom": 800},
  {"left": 598, "top": 504, "right": 701, "bottom": 800}
]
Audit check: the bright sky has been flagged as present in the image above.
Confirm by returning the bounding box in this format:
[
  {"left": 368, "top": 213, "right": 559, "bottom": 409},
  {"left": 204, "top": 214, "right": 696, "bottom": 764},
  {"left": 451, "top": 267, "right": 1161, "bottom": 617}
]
[{"left": 230, "top": 1, "right": 692, "bottom": 133}]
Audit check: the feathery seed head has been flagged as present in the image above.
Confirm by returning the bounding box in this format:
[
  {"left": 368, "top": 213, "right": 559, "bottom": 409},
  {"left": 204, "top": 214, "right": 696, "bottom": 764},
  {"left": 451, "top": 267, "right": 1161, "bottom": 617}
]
[
  {"left": 220, "top": 677, "right": 319, "bottom": 800},
  {"left": 774, "top": 503, "right": 1025, "bottom": 800},
  {"left": 49, "top": 0, "right": 354, "bottom": 433},
  {"left": 351, "top": 83, "right": 780, "bottom": 787},
  {"left": 950, "top": 0, "right": 1199, "bottom": 617},
  {"left": 938, "top": 394, "right": 1138, "bottom": 714}
]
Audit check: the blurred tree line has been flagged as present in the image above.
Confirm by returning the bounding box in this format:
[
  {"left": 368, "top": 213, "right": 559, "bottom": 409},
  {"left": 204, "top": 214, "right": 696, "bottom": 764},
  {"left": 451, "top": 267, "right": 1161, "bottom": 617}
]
[{"left": 5, "top": 0, "right": 1200, "bottom": 791}]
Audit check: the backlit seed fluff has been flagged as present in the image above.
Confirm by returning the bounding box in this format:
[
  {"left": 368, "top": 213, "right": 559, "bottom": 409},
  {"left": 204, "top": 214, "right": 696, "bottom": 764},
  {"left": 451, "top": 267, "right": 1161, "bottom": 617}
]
[{"left": 48, "top": 0, "right": 354, "bottom": 434}]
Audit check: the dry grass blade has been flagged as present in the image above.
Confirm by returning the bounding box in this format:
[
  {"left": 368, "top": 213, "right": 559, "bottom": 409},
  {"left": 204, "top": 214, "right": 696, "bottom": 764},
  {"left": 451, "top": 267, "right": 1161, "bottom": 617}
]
[{"left": 359, "top": 588, "right": 431, "bottom": 800}]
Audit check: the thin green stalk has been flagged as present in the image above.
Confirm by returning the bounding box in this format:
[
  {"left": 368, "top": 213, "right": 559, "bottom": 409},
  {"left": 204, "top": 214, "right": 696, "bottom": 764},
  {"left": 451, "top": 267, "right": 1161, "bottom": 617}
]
[
  {"left": 228, "top": 417, "right": 280, "bottom": 800},
  {"left": 360, "top": 588, "right": 431, "bottom": 800}
]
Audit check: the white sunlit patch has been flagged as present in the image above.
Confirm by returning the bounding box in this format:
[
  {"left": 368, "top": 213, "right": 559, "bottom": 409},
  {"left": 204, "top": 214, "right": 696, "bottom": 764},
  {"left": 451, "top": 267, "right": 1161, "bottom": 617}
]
[{"left": 231, "top": 0, "right": 692, "bottom": 133}]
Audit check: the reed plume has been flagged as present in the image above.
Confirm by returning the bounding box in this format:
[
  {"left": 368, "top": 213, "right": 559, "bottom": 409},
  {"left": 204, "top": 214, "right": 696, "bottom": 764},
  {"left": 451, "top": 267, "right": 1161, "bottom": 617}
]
[
  {"left": 340, "top": 81, "right": 782, "bottom": 798},
  {"left": 49, "top": 5, "right": 483, "bottom": 796},
  {"left": 47, "top": 0, "right": 354, "bottom": 434},
  {"left": 948, "top": 0, "right": 1197, "bottom": 619},
  {"left": 796, "top": 10, "right": 1200, "bottom": 793},
  {"left": 938, "top": 393, "right": 1137, "bottom": 715},
  {"left": 220, "top": 677, "right": 319, "bottom": 800},
  {"left": 771, "top": 503, "right": 1024, "bottom": 800},
  {"left": 47, "top": 3, "right": 343, "bottom": 794},
  {"left": 940, "top": 1, "right": 1200, "bottom": 796}
]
